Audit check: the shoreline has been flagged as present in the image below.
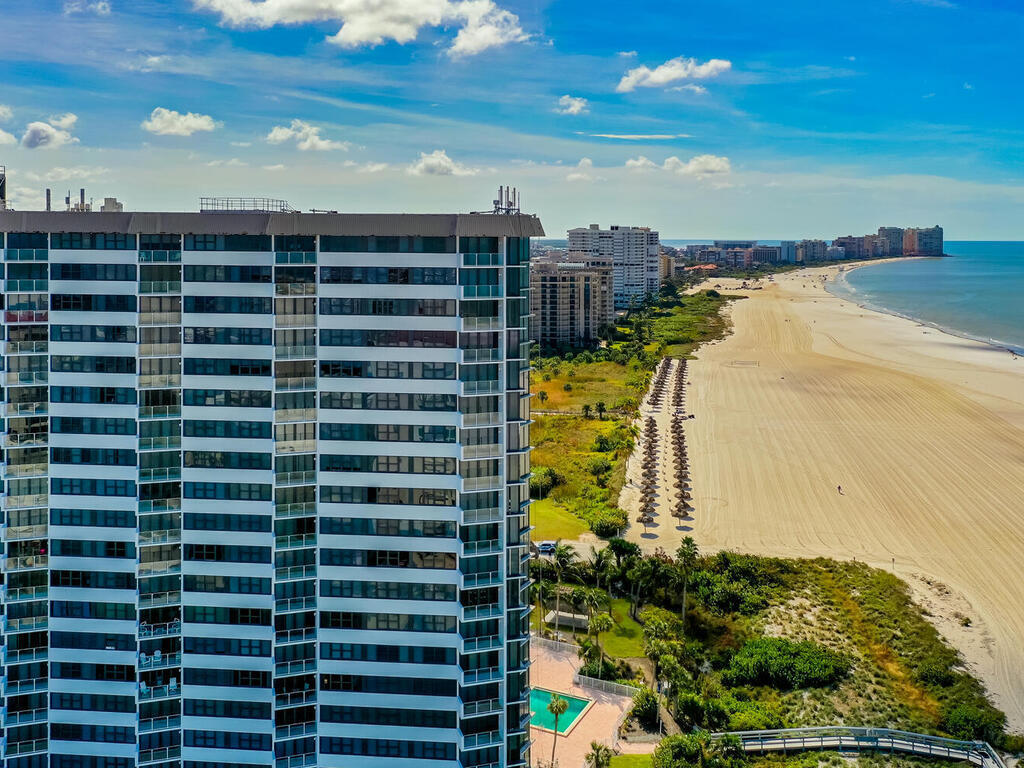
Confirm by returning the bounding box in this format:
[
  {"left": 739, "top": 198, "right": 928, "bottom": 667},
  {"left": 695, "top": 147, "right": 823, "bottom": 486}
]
[
  {"left": 629, "top": 268, "right": 1024, "bottom": 729},
  {"left": 825, "top": 258, "right": 1024, "bottom": 357}
]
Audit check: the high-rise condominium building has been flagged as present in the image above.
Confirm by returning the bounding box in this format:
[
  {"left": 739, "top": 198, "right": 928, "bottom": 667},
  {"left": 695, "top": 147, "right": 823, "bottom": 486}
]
[
  {"left": 528, "top": 251, "right": 614, "bottom": 348},
  {"left": 567, "top": 224, "right": 660, "bottom": 309},
  {"left": 0, "top": 207, "right": 542, "bottom": 768},
  {"left": 903, "top": 226, "right": 944, "bottom": 256},
  {"left": 877, "top": 227, "right": 904, "bottom": 256}
]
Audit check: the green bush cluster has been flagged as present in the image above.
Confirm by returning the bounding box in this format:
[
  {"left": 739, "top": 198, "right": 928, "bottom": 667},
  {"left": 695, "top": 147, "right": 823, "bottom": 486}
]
[
  {"left": 723, "top": 638, "right": 851, "bottom": 689},
  {"left": 529, "top": 466, "right": 561, "bottom": 499},
  {"left": 630, "top": 686, "right": 661, "bottom": 731}
]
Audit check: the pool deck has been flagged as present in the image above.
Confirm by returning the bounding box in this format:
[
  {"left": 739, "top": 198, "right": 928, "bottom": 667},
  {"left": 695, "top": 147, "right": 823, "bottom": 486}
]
[{"left": 529, "top": 641, "right": 635, "bottom": 767}]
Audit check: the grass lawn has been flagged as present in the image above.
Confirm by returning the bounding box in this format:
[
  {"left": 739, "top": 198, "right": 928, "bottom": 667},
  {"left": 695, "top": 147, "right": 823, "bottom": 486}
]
[
  {"left": 610, "top": 754, "right": 652, "bottom": 767},
  {"left": 531, "top": 498, "right": 589, "bottom": 541},
  {"left": 599, "top": 598, "right": 646, "bottom": 659}
]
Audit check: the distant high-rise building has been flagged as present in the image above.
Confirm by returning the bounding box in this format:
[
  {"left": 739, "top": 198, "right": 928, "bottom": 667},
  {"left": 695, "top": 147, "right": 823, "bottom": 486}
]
[
  {"left": 750, "top": 245, "right": 783, "bottom": 264},
  {"left": 779, "top": 241, "right": 796, "bottom": 263},
  {"left": 568, "top": 224, "right": 660, "bottom": 308},
  {"left": 530, "top": 251, "right": 614, "bottom": 347},
  {"left": 713, "top": 240, "right": 757, "bottom": 250},
  {"left": 877, "top": 227, "right": 904, "bottom": 256},
  {"left": 832, "top": 235, "right": 866, "bottom": 259},
  {"left": 796, "top": 240, "right": 828, "bottom": 263},
  {"left": 0, "top": 206, "right": 541, "bottom": 768},
  {"left": 903, "top": 226, "right": 944, "bottom": 256}
]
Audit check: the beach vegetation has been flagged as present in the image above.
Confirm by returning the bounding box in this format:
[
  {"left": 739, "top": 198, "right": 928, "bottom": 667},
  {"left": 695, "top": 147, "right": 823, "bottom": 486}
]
[
  {"left": 531, "top": 536, "right": 1013, "bottom": 749},
  {"left": 530, "top": 284, "right": 738, "bottom": 539}
]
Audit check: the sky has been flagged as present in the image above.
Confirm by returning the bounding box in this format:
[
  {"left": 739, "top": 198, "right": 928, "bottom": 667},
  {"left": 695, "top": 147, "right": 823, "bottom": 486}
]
[{"left": 1, "top": 0, "right": 1023, "bottom": 239}]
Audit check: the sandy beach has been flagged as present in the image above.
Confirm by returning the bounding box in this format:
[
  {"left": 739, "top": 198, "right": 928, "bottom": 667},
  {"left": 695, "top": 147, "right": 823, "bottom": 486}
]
[{"left": 624, "top": 263, "right": 1024, "bottom": 729}]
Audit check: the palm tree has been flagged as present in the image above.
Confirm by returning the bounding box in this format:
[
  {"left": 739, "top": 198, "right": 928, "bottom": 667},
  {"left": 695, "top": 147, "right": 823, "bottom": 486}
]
[
  {"left": 552, "top": 542, "right": 577, "bottom": 637},
  {"left": 595, "top": 401, "right": 607, "bottom": 420},
  {"left": 579, "top": 587, "right": 602, "bottom": 621},
  {"left": 627, "top": 556, "right": 659, "bottom": 620},
  {"left": 582, "top": 403, "right": 592, "bottom": 419},
  {"left": 548, "top": 693, "right": 569, "bottom": 766},
  {"left": 588, "top": 545, "right": 613, "bottom": 599},
  {"left": 585, "top": 741, "right": 613, "bottom": 768},
  {"left": 675, "top": 537, "right": 699, "bottom": 635},
  {"left": 589, "top": 612, "right": 614, "bottom": 667}
]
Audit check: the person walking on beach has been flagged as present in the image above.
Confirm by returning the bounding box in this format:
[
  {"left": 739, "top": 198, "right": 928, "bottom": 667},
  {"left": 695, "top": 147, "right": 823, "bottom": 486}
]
[{"left": 837, "top": 485, "right": 843, "bottom": 495}]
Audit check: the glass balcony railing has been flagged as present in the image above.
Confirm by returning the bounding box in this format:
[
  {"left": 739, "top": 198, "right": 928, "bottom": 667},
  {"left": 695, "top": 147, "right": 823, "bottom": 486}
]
[
  {"left": 5, "top": 341, "right": 48, "bottom": 355},
  {"left": 139, "top": 250, "right": 182, "bottom": 262},
  {"left": 5, "top": 279, "right": 47, "bottom": 291},
  {"left": 139, "top": 281, "right": 181, "bottom": 294}
]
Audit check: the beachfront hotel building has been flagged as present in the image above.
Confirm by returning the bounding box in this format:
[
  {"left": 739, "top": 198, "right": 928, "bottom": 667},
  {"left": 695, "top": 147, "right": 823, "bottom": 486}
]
[
  {"left": 903, "top": 226, "right": 944, "bottom": 256},
  {"left": 0, "top": 204, "right": 541, "bottom": 768},
  {"left": 567, "top": 224, "right": 660, "bottom": 308},
  {"left": 528, "top": 251, "right": 614, "bottom": 348}
]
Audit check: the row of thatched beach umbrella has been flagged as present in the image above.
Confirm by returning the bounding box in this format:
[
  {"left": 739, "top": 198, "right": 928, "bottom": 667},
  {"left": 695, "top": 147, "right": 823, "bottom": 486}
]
[{"left": 636, "top": 411, "right": 660, "bottom": 530}]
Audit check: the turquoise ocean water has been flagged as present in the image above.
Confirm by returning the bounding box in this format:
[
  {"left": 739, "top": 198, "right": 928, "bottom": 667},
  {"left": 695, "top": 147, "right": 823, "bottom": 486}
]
[{"left": 826, "top": 242, "right": 1024, "bottom": 354}]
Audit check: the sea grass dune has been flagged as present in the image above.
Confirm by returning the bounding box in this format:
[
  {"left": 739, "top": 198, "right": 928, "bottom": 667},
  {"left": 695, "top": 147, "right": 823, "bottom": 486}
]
[{"left": 628, "top": 264, "right": 1024, "bottom": 729}]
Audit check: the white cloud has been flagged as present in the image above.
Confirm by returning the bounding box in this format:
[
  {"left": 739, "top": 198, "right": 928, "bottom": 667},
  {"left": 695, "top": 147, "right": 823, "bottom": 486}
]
[
  {"left": 63, "top": 0, "right": 111, "bottom": 15},
  {"left": 0, "top": 129, "right": 18, "bottom": 146},
  {"left": 963, "top": 82, "right": 974, "bottom": 90},
  {"left": 142, "top": 107, "right": 218, "bottom": 136},
  {"left": 617, "top": 55, "right": 732, "bottom": 93},
  {"left": 21, "top": 117, "right": 78, "bottom": 150},
  {"left": 193, "top": 0, "right": 528, "bottom": 57},
  {"left": 48, "top": 113, "right": 78, "bottom": 131},
  {"left": 357, "top": 162, "right": 389, "bottom": 173},
  {"left": 617, "top": 50, "right": 637, "bottom": 57},
  {"left": 0, "top": 105, "right": 12, "bottom": 122},
  {"left": 587, "top": 132, "right": 692, "bottom": 140},
  {"left": 566, "top": 157, "right": 596, "bottom": 183},
  {"left": 555, "top": 95, "right": 589, "bottom": 116},
  {"left": 845, "top": 55, "right": 856, "bottom": 62},
  {"left": 448, "top": 1, "right": 529, "bottom": 57},
  {"left": 663, "top": 153, "right": 731, "bottom": 177},
  {"left": 263, "top": 164, "right": 286, "bottom": 171},
  {"left": 266, "top": 119, "right": 349, "bottom": 151},
  {"left": 625, "top": 155, "right": 659, "bottom": 172},
  {"left": 206, "top": 158, "right": 247, "bottom": 167},
  {"left": 407, "top": 149, "right": 477, "bottom": 176},
  {"left": 231, "top": 141, "right": 253, "bottom": 147},
  {"left": 671, "top": 83, "right": 708, "bottom": 95},
  {"left": 23, "top": 166, "right": 110, "bottom": 182}
]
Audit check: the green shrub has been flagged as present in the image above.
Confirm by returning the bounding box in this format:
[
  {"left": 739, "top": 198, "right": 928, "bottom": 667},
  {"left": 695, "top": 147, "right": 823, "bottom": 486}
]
[
  {"left": 723, "top": 637, "right": 851, "bottom": 689},
  {"left": 630, "top": 686, "right": 660, "bottom": 731},
  {"left": 942, "top": 702, "right": 1005, "bottom": 742},
  {"left": 587, "top": 456, "right": 612, "bottom": 477},
  {"left": 914, "top": 654, "right": 955, "bottom": 686},
  {"left": 529, "top": 466, "right": 561, "bottom": 499}
]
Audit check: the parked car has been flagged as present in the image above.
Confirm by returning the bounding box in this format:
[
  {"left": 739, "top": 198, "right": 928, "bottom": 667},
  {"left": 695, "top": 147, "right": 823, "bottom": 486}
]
[{"left": 536, "top": 541, "right": 556, "bottom": 555}]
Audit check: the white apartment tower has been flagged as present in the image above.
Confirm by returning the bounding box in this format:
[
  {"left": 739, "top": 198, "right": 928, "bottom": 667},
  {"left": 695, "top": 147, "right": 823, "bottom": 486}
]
[
  {"left": 567, "top": 224, "right": 660, "bottom": 309},
  {"left": 0, "top": 206, "right": 542, "bottom": 768}
]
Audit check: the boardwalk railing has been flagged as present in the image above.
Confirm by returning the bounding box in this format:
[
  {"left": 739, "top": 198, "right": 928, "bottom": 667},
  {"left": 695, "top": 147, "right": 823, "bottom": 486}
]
[
  {"left": 712, "top": 727, "right": 1007, "bottom": 768},
  {"left": 573, "top": 674, "right": 639, "bottom": 698}
]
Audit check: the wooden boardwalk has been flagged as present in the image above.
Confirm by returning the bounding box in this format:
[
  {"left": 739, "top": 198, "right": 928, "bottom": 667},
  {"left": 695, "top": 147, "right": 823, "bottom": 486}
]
[{"left": 713, "top": 727, "right": 1006, "bottom": 768}]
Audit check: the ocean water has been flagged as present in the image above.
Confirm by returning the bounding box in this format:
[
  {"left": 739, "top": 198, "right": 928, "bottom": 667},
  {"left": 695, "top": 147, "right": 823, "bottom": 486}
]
[{"left": 828, "top": 242, "right": 1024, "bottom": 353}]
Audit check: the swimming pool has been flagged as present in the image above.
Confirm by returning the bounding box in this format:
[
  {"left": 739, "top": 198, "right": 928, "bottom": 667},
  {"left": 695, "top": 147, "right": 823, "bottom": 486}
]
[{"left": 529, "top": 688, "right": 593, "bottom": 734}]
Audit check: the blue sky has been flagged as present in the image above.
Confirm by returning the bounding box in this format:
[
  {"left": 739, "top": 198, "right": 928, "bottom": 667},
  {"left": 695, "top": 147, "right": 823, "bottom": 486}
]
[{"left": 1, "top": 0, "right": 1023, "bottom": 238}]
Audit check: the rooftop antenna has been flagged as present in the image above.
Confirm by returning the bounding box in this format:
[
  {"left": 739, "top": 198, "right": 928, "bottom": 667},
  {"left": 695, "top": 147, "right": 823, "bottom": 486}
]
[
  {"left": 0, "top": 165, "right": 6, "bottom": 210},
  {"left": 489, "top": 185, "right": 521, "bottom": 215}
]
